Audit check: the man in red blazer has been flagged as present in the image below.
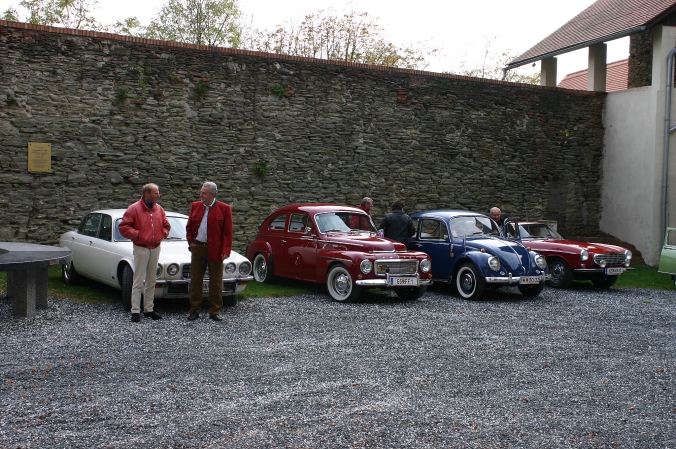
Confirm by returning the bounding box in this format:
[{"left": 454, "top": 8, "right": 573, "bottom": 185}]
[{"left": 185, "top": 181, "right": 233, "bottom": 321}]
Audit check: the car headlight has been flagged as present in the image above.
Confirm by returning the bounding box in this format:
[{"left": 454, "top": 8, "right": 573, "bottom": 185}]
[
  {"left": 625, "top": 250, "right": 632, "bottom": 267},
  {"left": 167, "top": 263, "right": 179, "bottom": 276},
  {"left": 239, "top": 261, "right": 252, "bottom": 276},
  {"left": 420, "top": 259, "right": 431, "bottom": 273},
  {"left": 224, "top": 262, "right": 237, "bottom": 275},
  {"left": 580, "top": 249, "right": 589, "bottom": 261},
  {"left": 156, "top": 264, "right": 163, "bottom": 277},
  {"left": 360, "top": 259, "right": 372, "bottom": 274},
  {"left": 534, "top": 254, "right": 547, "bottom": 270},
  {"left": 487, "top": 256, "right": 500, "bottom": 272}
]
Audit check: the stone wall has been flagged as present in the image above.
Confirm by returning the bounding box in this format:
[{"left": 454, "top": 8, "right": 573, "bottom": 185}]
[
  {"left": 0, "top": 21, "right": 606, "bottom": 253},
  {"left": 628, "top": 28, "right": 653, "bottom": 88}
]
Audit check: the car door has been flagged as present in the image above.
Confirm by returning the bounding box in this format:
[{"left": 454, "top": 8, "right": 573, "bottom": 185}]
[
  {"left": 88, "top": 214, "right": 123, "bottom": 283},
  {"left": 66, "top": 213, "right": 102, "bottom": 278},
  {"left": 280, "top": 212, "right": 317, "bottom": 280},
  {"left": 410, "top": 218, "right": 452, "bottom": 280},
  {"left": 658, "top": 227, "right": 676, "bottom": 275},
  {"left": 265, "top": 213, "right": 287, "bottom": 275}
]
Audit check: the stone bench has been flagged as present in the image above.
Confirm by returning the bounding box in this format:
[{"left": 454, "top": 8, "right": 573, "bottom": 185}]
[{"left": 0, "top": 243, "right": 72, "bottom": 318}]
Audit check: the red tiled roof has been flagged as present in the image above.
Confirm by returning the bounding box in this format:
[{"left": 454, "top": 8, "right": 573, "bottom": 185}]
[
  {"left": 557, "top": 58, "right": 628, "bottom": 91},
  {"left": 508, "top": 0, "right": 676, "bottom": 69}
]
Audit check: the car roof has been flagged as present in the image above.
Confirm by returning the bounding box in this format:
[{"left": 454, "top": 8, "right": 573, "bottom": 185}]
[
  {"left": 90, "top": 209, "right": 188, "bottom": 219},
  {"left": 410, "top": 210, "right": 487, "bottom": 220},
  {"left": 268, "top": 203, "right": 364, "bottom": 215}
]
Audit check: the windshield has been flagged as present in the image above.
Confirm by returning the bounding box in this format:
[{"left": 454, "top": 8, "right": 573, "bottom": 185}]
[
  {"left": 114, "top": 216, "right": 188, "bottom": 242},
  {"left": 315, "top": 212, "right": 376, "bottom": 233},
  {"left": 449, "top": 215, "right": 500, "bottom": 238},
  {"left": 519, "top": 223, "right": 562, "bottom": 239}
]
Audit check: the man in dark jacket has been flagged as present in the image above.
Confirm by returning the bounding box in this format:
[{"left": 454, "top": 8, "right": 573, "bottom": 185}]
[
  {"left": 185, "top": 181, "right": 233, "bottom": 322},
  {"left": 379, "top": 199, "right": 415, "bottom": 244},
  {"left": 119, "top": 183, "right": 171, "bottom": 322}
]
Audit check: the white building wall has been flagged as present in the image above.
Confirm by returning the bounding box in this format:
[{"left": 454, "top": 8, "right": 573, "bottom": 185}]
[{"left": 601, "top": 25, "right": 676, "bottom": 265}]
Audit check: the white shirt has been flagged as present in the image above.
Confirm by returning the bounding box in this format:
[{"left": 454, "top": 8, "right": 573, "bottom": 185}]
[{"left": 195, "top": 198, "right": 215, "bottom": 242}]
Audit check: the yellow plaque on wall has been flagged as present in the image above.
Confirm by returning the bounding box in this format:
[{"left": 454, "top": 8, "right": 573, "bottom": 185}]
[{"left": 28, "top": 142, "right": 52, "bottom": 172}]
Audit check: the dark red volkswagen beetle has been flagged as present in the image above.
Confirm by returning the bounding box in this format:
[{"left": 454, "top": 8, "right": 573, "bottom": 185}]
[{"left": 245, "top": 204, "right": 433, "bottom": 302}]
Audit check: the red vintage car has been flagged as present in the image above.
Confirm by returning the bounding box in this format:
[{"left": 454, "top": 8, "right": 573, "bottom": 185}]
[
  {"left": 516, "top": 221, "right": 633, "bottom": 289},
  {"left": 245, "top": 204, "right": 433, "bottom": 302}
]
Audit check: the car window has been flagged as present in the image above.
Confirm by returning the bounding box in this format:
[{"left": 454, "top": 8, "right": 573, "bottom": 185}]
[
  {"left": 166, "top": 216, "right": 188, "bottom": 239},
  {"left": 114, "top": 219, "right": 130, "bottom": 242},
  {"left": 81, "top": 214, "right": 102, "bottom": 237},
  {"left": 269, "top": 214, "right": 287, "bottom": 231},
  {"left": 420, "top": 219, "right": 448, "bottom": 240},
  {"left": 289, "top": 213, "right": 310, "bottom": 233},
  {"left": 449, "top": 216, "right": 499, "bottom": 238},
  {"left": 667, "top": 230, "right": 676, "bottom": 247},
  {"left": 98, "top": 215, "right": 113, "bottom": 241},
  {"left": 315, "top": 212, "right": 352, "bottom": 233}
]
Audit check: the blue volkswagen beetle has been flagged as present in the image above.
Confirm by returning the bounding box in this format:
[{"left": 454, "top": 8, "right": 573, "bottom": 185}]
[{"left": 407, "top": 210, "right": 549, "bottom": 300}]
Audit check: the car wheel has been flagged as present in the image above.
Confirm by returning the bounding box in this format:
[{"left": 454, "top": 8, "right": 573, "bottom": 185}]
[
  {"left": 253, "top": 253, "right": 274, "bottom": 283},
  {"left": 223, "top": 294, "right": 238, "bottom": 307},
  {"left": 456, "top": 263, "right": 485, "bottom": 300},
  {"left": 62, "top": 261, "right": 81, "bottom": 285},
  {"left": 121, "top": 264, "right": 133, "bottom": 311},
  {"left": 546, "top": 257, "right": 573, "bottom": 289},
  {"left": 395, "top": 285, "right": 427, "bottom": 301},
  {"left": 591, "top": 275, "right": 618, "bottom": 288},
  {"left": 518, "top": 282, "right": 545, "bottom": 297},
  {"left": 326, "top": 264, "right": 362, "bottom": 302}
]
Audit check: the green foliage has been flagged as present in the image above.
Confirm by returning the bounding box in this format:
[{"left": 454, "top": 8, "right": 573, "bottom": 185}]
[
  {"left": 145, "top": 0, "right": 242, "bottom": 47},
  {"left": 249, "top": 9, "right": 438, "bottom": 70},
  {"left": 614, "top": 264, "right": 675, "bottom": 290},
  {"left": 269, "top": 84, "right": 287, "bottom": 98},
  {"left": 193, "top": 80, "right": 211, "bottom": 99},
  {"left": 106, "top": 16, "right": 146, "bottom": 37},
  {"left": 131, "top": 64, "right": 152, "bottom": 91},
  {"left": 255, "top": 160, "right": 269, "bottom": 177},
  {"left": 115, "top": 86, "right": 129, "bottom": 102},
  {"left": 8, "top": 0, "right": 100, "bottom": 29},
  {"left": 2, "top": 7, "right": 20, "bottom": 21}
]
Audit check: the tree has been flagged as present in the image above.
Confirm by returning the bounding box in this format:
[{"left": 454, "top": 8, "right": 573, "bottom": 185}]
[
  {"left": 249, "top": 9, "right": 438, "bottom": 70},
  {"left": 145, "top": 0, "right": 241, "bottom": 47},
  {"left": 4, "top": 0, "right": 100, "bottom": 29},
  {"left": 452, "top": 35, "right": 540, "bottom": 85}
]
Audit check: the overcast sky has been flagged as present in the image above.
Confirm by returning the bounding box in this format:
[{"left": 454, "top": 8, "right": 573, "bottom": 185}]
[{"left": 0, "top": 0, "right": 630, "bottom": 84}]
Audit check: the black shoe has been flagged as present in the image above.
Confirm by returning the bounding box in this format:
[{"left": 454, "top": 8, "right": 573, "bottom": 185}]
[
  {"left": 131, "top": 313, "right": 140, "bottom": 322},
  {"left": 209, "top": 314, "right": 223, "bottom": 321},
  {"left": 187, "top": 312, "right": 200, "bottom": 321},
  {"left": 144, "top": 311, "right": 162, "bottom": 320}
]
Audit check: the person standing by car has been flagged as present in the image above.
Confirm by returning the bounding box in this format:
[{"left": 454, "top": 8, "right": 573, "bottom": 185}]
[
  {"left": 350, "top": 197, "right": 374, "bottom": 230},
  {"left": 490, "top": 207, "right": 505, "bottom": 227},
  {"left": 379, "top": 199, "right": 415, "bottom": 244},
  {"left": 185, "top": 181, "right": 233, "bottom": 322},
  {"left": 118, "top": 183, "right": 171, "bottom": 322}
]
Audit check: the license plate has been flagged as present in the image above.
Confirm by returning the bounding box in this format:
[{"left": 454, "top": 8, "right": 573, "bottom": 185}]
[
  {"left": 605, "top": 267, "right": 625, "bottom": 275},
  {"left": 389, "top": 276, "right": 418, "bottom": 286},
  {"left": 520, "top": 276, "right": 541, "bottom": 285}
]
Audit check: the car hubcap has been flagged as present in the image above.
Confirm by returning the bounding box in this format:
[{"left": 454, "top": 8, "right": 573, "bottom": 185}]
[
  {"left": 255, "top": 259, "right": 266, "bottom": 280},
  {"left": 334, "top": 273, "right": 350, "bottom": 296},
  {"left": 64, "top": 263, "right": 72, "bottom": 280},
  {"left": 460, "top": 271, "right": 474, "bottom": 293},
  {"left": 551, "top": 263, "right": 564, "bottom": 283}
]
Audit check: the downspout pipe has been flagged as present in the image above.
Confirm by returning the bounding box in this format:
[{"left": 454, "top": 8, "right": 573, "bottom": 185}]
[{"left": 661, "top": 47, "right": 676, "bottom": 249}]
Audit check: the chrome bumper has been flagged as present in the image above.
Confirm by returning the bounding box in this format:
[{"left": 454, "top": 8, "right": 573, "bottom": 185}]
[
  {"left": 574, "top": 268, "right": 634, "bottom": 273},
  {"left": 356, "top": 275, "right": 433, "bottom": 287},
  {"left": 484, "top": 273, "right": 550, "bottom": 284}
]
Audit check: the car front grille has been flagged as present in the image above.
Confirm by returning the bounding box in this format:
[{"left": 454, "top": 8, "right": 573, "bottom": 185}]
[
  {"left": 182, "top": 264, "right": 210, "bottom": 279},
  {"left": 593, "top": 253, "right": 626, "bottom": 266},
  {"left": 374, "top": 260, "right": 418, "bottom": 276}
]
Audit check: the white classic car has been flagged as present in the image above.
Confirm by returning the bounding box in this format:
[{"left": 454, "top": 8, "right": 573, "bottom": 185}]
[{"left": 59, "top": 209, "right": 253, "bottom": 310}]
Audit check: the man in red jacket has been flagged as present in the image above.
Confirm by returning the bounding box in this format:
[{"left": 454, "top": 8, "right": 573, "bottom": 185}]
[
  {"left": 118, "top": 183, "right": 171, "bottom": 322},
  {"left": 185, "top": 181, "right": 233, "bottom": 321}
]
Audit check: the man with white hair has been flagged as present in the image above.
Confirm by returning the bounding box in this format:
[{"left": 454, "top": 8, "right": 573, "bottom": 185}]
[
  {"left": 490, "top": 207, "right": 505, "bottom": 227},
  {"left": 185, "top": 181, "right": 233, "bottom": 321}
]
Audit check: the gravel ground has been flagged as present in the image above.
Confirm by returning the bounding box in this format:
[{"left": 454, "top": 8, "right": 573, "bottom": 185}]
[{"left": 0, "top": 285, "right": 675, "bottom": 449}]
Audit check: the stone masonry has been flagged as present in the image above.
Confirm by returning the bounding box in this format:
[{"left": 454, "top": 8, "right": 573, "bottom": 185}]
[
  {"left": 628, "top": 28, "right": 653, "bottom": 89},
  {"left": 0, "top": 22, "right": 606, "bottom": 253}
]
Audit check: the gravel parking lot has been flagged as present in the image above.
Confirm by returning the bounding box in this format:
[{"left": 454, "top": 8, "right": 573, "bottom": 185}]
[{"left": 1, "top": 285, "right": 675, "bottom": 449}]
